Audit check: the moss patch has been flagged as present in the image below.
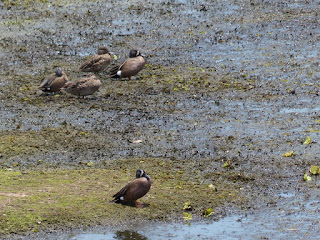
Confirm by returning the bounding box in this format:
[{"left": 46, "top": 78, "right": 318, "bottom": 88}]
[
  {"left": 0, "top": 63, "right": 255, "bottom": 106},
  {"left": 0, "top": 127, "right": 94, "bottom": 159},
  {"left": 0, "top": 157, "right": 248, "bottom": 235}
]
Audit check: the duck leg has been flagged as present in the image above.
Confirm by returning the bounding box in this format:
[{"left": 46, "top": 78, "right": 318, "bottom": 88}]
[{"left": 134, "top": 200, "right": 144, "bottom": 208}]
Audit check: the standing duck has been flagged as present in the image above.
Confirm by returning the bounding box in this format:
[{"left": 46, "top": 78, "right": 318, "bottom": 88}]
[
  {"left": 62, "top": 74, "right": 102, "bottom": 97},
  {"left": 111, "top": 169, "right": 151, "bottom": 208},
  {"left": 109, "top": 49, "right": 145, "bottom": 80},
  {"left": 38, "top": 68, "right": 68, "bottom": 93},
  {"left": 79, "top": 46, "right": 112, "bottom": 73}
]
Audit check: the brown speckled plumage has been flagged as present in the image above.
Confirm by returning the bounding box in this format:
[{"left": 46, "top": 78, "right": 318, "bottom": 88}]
[
  {"left": 62, "top": 74, "right": 102, "bottom": 97},
  {"left": 80, "top": 46, "right": 111, "bottom": 73},
  {"left": 38, "top": 68, "right": 68, "bottom": 93}
]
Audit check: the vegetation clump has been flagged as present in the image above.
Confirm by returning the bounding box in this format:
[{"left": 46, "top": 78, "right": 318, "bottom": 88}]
[{"left": 0, "top": 158, "right": 248, "bottom": 235}]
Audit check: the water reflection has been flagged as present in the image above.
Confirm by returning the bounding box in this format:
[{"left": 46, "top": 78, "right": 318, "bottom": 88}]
[
  {"left": 114, "top": 230, "right": 147, "bottom": 240},
  {"left": 70, "top": 230, "right": 149, "bottom": 240}
]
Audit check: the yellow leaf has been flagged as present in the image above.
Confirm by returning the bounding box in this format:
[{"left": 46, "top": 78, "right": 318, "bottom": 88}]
[
  {"left": 282, "top": 151, "right": 295, "bottom": 157},
  {"left": 223, "top": 160, "right": 231, "bottom": 167},
  {"left": 201, "top": 208, "right": 214, "bottom": 217},
  {"left": 183, "top": 212, "right": 192, "bottom": 221},
  {"left": 310, "top": 165, "right": 318, "bottom": 175},
  {"left": 183, "top": 202, "right": 192, "bottom": 211},
  {"left": 87, "top": 161, "right": 94, "bottom": 167},
  {"left": 304, "top": 136, "right": 312, "bottom": 145},
  {"left": 303, "top": 173, "right": 311, "bottom": 182}
]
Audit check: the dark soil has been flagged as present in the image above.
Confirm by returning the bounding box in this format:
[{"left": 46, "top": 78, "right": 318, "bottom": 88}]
[{"left": 1, "top": 0, "right": 320, "bottom": 238}]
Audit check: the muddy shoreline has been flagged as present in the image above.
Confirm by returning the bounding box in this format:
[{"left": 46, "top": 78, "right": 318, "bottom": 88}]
[{"left": 1, "top": 0, "right": 320, "bottom": 238}]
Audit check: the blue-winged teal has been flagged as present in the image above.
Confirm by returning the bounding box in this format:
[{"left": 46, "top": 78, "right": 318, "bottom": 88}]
[
  {"left": 111, "top": 169, "right": 151, "bottom": 208},
  {"left": 80, "top": 46, "right": 112, "bottom": 73},
  {"left": 38, "top": 68, "right": 68, "bottom": 93},
  {"left": 62, "top": 74, "right": 102, "bottom": 97},
  {"left": 109, "top": 50, "right": 145, "bottom": 80}
]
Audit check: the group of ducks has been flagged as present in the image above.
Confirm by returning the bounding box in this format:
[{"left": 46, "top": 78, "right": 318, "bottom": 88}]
[
  {"left": 38, "top": 48, "right": 150, "bottom": 207},
  {"left": 38, "top": 47, "right": 150, "bottom": 207},
  {"left": 38, "top": 47, "right": 146, "bottom": 97}
]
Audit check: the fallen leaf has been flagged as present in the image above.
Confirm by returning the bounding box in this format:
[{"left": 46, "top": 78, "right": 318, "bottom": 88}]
[
  {"left": 223, "top": 160, "right": 231, "bottom": 168},
  {"left": 208, "top": 184, "right": 217, "bottom": 191},
  {"left": 304, "top": 136, "right": 312, "bottom": 145},
  {"left": 310, "top": 165, "right": 318, "bottom": 175},
  {"left": 303, "top": 173, "right": 311, "bottom": 182},
  {"left": 87, "top": 161, "right": 94, "bottom": 167},
  {"left": 201, "top": 208, "right": 214, "bottom": 217},
  {"left": 183, "top": 202, "right": 193, "bottom": 211},
  {"left": 183, "top": 212, "right": 192, "bottom": 221},
  {"left": 282, "top": 151, "right": 295, "bottom": 157}
]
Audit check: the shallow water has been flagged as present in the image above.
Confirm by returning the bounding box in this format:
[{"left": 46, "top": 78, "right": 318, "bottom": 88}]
[
  {"left": 43, "top": 190, "right": 320, "bottom": 240},
  {"left": 70, "top": 218, "right": 244, "bottom": 240}
]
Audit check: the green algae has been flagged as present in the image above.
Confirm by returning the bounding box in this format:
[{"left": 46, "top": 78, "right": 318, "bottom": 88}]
[
  {"left": 0, "top": 158, "right": 248, "bottom": 236},
  {"left": 0, "top": 127, "right": 94, "bottom": 159},
  {"left": 0, "top": 63, "right": 253, "bottom": 107}
]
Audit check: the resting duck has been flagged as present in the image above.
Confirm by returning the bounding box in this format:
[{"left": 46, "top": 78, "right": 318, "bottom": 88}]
[
  {"left": 79, "top": 46, "right": 112, "bottom": 73},
  {"left": 109, "top": 49, "right": 145, "bottom": 80},
  {"left": 62, "top": 74, "right": 102, "bottom": 97},
  {"left": 38, "top": 68, "right": 68, "bottom": 93},
  {"left": 111, "top": 169, "right": 151, "bottom": 208}
]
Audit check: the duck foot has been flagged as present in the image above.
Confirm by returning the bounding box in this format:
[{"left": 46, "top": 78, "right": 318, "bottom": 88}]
[{"left": 134, "top": 201, "right": 144, "bottom": 208}]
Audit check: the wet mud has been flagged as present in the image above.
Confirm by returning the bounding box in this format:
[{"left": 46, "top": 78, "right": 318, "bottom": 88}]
[{"left": 1, "top": 0, "right": 320, "bottom": 238}]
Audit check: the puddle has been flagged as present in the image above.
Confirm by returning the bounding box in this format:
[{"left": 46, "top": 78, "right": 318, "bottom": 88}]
[
  {"left": 70, "top": 217, "right": 243, "bottom": 240},
  {"left": 36, "top": 189, "right": 320, "bottom": 240},
  {"left": 280, "top": 106, "right": 320, "bottom": 114}
]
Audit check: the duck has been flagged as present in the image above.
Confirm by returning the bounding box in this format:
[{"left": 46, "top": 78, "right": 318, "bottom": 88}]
[
  {"left": 109, "top": 49, "right": 145, "bottom": 80},
  {"left": 62, "top": 74, "right": 102, "bottom": 97},
  {"left": 79, "top": 46, "right": 112, "bottom": 73},
  {"left": 111, "top": 169, "right": 151, "bottom": 208},
  {"left": 38, "top": 68, "right": 68, "bottom": 93}
]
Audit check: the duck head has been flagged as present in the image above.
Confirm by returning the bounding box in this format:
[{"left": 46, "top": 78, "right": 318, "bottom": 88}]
[
  {"left": 55, "top": 68, "right": 63, "bottom": 77},
  {"left": 129, "top": 49, "right": 145, "bottom": 58},
  {"left": 136, "top": 169, "right": 149, "bottom": 180},
  {"left": 97, "top": 46, "right": 110, "bottom": 55}
]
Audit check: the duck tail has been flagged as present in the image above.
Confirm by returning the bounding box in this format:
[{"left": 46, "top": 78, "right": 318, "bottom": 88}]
[
  {"left": 110, "top": 198, "right": 120, "bottom": 203},
  {"left": 109, "top": 65, "right": 121, "bottom": 78}
]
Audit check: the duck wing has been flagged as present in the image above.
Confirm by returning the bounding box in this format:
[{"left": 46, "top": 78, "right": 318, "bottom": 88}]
[
  {"left": 109, "top": 58, "right": 128, "bottom": 78},
  {"left": 80, "top": 56, "right": 106, "bottom": 72},
  {"left": 38, "top": 74, "right": 56, "bottom": 90},
  {"left": 111, "top": 183, "right": 130, "bottom": 202}
]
